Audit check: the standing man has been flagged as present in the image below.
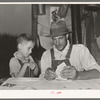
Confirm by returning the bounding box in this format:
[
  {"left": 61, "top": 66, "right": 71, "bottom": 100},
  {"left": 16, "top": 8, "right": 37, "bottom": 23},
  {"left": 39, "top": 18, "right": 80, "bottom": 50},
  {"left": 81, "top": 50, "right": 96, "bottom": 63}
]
[{"left": 40, "top": 19, "right": 100, "bottom": 80}]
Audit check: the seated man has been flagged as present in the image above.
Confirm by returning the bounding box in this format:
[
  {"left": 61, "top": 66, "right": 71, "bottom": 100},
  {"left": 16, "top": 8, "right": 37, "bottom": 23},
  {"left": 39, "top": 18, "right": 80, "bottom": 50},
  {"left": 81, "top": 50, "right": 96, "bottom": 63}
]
[{"left": 40, "top": 19, "right": 100, "bottom": 80}]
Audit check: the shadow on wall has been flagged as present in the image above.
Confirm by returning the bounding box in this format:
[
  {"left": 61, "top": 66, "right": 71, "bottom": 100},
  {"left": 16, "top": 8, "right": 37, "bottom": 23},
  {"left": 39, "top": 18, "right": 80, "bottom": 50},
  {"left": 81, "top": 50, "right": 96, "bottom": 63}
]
[{"left": 0, "top": 33, "right": 17, "bottom": 79}]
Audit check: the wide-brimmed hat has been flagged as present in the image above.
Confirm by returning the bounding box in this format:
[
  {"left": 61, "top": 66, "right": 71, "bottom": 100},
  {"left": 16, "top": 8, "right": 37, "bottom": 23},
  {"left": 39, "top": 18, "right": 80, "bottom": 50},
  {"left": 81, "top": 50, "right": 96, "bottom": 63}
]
[{"left": 50, "top": 20, "right": 70, "bottom": 37}]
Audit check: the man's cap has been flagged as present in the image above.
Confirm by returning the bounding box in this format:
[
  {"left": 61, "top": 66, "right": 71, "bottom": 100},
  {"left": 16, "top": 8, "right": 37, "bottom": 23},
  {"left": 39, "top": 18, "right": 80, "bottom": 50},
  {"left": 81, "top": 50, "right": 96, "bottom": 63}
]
[{"left": 50, "top": 20, "right": 70, "bottom": 37}]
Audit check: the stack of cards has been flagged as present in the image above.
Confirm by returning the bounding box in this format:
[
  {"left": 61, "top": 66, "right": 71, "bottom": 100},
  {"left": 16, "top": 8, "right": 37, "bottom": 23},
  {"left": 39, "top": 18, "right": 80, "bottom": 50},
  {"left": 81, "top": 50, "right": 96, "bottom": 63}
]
[{"left": 55, "top": 62, "right": 67, "bottom": 80}]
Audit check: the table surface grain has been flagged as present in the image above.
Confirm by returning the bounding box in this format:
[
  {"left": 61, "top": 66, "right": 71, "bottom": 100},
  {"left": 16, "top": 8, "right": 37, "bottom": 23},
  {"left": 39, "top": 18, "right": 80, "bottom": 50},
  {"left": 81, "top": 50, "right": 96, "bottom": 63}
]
[{"left": 0, "top": 77, "right": 100, "bottom": 90}]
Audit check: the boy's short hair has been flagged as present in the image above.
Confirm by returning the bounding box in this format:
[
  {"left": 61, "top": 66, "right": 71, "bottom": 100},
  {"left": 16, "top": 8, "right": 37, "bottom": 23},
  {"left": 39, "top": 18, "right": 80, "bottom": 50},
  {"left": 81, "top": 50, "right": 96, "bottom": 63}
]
[{"left": 17, "top": 33, "right": 35, "bottom": 45}]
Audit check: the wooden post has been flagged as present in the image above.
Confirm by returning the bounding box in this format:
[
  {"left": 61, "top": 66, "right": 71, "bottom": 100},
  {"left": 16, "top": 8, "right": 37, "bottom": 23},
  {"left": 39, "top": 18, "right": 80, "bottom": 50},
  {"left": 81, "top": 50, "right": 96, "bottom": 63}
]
[
  {"left": 31, "top": 4, "right": 38, "bottom": 45},
  {"left": 71, "top": 5, "right": 82, "bottom": 44},
  {"left": 85, "top": 12, "right": 94, "bottom": 53}
]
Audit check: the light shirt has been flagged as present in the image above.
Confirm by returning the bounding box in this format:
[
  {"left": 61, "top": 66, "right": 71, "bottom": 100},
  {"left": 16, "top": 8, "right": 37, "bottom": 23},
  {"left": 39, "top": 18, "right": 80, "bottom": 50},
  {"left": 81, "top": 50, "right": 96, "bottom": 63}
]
[{"left": 40, "top": 43, "right": 100, "bottom": 75}]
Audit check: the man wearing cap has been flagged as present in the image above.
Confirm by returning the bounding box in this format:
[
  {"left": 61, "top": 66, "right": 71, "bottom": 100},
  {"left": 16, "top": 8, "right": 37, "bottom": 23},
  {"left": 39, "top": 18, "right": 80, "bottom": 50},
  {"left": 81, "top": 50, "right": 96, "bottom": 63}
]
[{"left": 40, "top": 20, "right": 100, "bottom": 80}]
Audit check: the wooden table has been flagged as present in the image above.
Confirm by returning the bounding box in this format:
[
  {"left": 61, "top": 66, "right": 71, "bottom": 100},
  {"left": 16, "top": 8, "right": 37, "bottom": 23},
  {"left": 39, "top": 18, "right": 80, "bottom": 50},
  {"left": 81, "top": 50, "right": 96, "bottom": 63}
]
[{"left": 0, "top": 77, "right": 100, "bottom": 90}]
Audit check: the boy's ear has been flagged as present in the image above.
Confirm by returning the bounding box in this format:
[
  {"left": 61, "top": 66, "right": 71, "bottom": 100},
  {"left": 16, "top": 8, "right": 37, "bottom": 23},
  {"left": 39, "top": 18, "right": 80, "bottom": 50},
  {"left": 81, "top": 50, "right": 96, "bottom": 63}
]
[
  {"left": 66, "top": 34, "right": 69, "bottom": 39},
  {"left": 18, "top": 44, "right": 22, "bottom": 49}
]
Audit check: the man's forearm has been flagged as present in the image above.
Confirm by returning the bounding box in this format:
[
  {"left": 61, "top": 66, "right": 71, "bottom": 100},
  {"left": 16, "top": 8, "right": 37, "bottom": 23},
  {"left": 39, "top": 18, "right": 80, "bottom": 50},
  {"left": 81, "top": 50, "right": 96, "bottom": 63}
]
[{"left": 76, "top": 69, "right": 100, "bottom": 80}]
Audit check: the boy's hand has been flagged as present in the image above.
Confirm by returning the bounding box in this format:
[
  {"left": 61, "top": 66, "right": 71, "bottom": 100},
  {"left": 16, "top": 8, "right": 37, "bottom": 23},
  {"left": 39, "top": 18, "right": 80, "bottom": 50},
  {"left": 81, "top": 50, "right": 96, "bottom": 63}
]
[
  {"left": 28, "top": 62, "right": 36, "bottom": 70},
  {"left": 23, "top": 62, "right": 36, "bottom": 70},
  {"left": 60, "top": 66, "right": 77, "bottom": 80},
  {"left": 44, "top": 68, "right": 57, "bottom": 80},
  {"left": 23, "top": 62, "right": 31, "bottom": 68}
]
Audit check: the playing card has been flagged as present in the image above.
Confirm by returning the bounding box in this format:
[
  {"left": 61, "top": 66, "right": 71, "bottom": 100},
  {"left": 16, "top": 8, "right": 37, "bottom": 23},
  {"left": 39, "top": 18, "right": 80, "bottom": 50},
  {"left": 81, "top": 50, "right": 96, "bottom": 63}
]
[
  {"left": 55, "top": 62, "right": 67, "bottom": 80},
  {"left": 56, "top": 62, "right": 66, "bottom": 75}
]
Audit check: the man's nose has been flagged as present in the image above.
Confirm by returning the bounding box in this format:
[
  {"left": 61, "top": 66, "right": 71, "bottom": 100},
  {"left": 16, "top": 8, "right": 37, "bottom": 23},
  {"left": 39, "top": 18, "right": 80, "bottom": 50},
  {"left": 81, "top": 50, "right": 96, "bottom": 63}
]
[{"left": 56, "top": 40, "right": 60, "bottom": 45}]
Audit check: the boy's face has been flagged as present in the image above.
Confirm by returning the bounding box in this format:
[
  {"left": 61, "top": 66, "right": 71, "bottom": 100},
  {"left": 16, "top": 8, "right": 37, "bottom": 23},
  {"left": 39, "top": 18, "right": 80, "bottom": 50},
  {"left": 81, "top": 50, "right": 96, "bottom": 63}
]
[
  {"left": 52, "top": 34, "right": 67, "bottom": 51},
  {"left": 18, "top": 41, "right": 35, "bottom": 58}
]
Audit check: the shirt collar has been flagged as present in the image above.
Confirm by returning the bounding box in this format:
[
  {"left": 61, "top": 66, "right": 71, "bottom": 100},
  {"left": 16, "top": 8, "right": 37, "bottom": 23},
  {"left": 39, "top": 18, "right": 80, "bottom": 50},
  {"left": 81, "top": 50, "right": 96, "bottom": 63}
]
[{"left": 14, "top": 51, "right": 30, "bottom": 63}]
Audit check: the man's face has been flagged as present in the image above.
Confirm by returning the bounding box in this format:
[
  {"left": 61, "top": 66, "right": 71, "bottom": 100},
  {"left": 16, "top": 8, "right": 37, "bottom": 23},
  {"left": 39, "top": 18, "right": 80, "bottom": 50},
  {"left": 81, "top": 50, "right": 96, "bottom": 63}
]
[{"left": 52, "top": 34, "right": 67, "bottom": 51}]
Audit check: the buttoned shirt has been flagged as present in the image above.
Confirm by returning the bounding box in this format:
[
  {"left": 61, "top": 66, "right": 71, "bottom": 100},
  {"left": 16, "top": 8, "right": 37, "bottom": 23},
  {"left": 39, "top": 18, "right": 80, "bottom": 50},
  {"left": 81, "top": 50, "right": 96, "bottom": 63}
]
[{"left": 40, "top": 42, "right": 100, "bottom": 76}]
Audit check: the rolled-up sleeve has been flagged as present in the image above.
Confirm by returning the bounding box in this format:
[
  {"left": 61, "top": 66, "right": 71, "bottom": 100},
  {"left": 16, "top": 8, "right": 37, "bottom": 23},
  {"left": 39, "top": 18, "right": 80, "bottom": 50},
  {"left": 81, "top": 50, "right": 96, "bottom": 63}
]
[
  {"left": 9, "top": 57, "right": 21, "bottom": 77},
  {"left": 40, "top": 50, "right": 51, "bottom": 75},
  {"left": 80, "top": 45, "right": 100, "bottom": 72}
]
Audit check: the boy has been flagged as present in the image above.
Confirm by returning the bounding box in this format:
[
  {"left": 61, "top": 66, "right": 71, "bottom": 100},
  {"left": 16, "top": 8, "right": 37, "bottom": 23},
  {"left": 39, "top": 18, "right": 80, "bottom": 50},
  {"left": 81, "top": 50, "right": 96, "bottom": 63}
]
[{"left": 9, "top": 33, "right": 38, "bottom": 77}]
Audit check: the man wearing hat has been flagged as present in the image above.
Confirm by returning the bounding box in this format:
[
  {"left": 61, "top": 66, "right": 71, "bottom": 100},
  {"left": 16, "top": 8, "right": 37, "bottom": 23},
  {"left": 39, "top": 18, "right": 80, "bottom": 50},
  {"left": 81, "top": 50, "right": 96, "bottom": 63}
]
[{"left": 40, "top": 19, "right": 100, "bottom": 80}]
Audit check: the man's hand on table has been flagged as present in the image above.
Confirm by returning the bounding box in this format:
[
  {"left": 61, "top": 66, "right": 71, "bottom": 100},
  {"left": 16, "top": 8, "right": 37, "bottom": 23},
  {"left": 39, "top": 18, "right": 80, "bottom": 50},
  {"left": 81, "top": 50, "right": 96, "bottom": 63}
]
[
  {"left": 44, "top": 68, "right": 57, "bottom": 80},
  {"left": 60, "top": 66, "right": 78, "bottom": 80}
]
